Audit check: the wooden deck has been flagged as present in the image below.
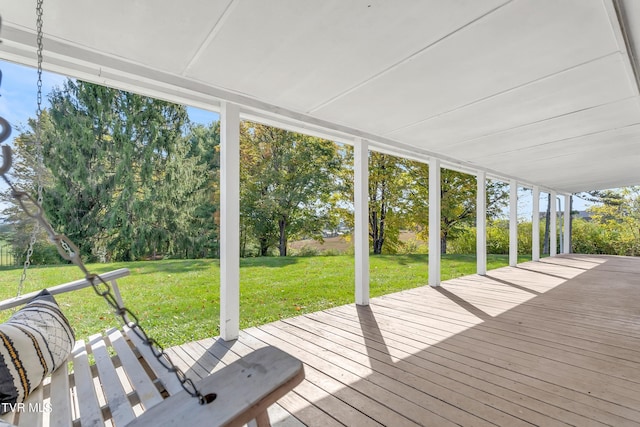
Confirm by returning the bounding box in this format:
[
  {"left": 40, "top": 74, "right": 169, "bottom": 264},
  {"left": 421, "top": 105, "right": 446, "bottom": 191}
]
[{"left": 167, "top": 254, "right": 640, "bottom": 426}]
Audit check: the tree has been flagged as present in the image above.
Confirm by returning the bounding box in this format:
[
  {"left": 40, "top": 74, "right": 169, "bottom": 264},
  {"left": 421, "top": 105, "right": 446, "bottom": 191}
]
[
  {"left": 368, "top": 152, "right": 407, "bottom": 254},
  {"left": 240, "top": 123, "right": 341, "bottom": 256},
  {"left": 585, "top": 187, "right": 640, "bottom": 255},
  {"left": 42, "top": 79, "right": 205, "bottom": 261},
  {"left": 577, "top": 189, "right": 624, "bottom": 207},
  {"left": 185, "top": 122, "right": 221, "bottom": 258},
  {"left": 543, "top": 193, "right": 551, "bottom": 254},
  {"left": 0, "top": 113, "right": 57, "bottom": 264},
  {"left": 405, "top": 164, "right": 508, "bottom": 254}
]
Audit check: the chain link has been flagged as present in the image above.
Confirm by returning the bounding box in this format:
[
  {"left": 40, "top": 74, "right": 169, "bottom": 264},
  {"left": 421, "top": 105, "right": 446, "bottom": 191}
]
[
  {"left": 0, "top": 165, "right": 213, "bottom": 404},
  {"left": 36, "top": 0, "right": 43, "bottom": 122},
  {"left": 18, "top": 0, "right": 45, "bottom": 298},
  {"left": 35, "top": 0, "right": 44, "bottom": 209},
  {"left": 1, "top": 0, "right": 214, "bottom": 403}
]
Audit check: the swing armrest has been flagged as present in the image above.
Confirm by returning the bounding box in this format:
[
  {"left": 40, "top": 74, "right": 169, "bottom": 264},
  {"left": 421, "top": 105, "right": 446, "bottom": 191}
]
[
  {"left": 127, "top": 345, "right": 305, "bottom": 427},
  {"left": 0, "top": 268, "right": 130, "bottom": 311}
]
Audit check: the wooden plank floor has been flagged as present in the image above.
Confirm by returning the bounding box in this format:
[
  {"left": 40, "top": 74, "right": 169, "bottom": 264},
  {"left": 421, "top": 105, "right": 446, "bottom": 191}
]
[{"left": 167, "top": 254, "right": 640, "bottom": 426}]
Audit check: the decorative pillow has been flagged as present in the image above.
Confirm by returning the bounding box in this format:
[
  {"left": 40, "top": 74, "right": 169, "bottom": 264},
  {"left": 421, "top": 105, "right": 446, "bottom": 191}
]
[{"left": 0, "top": 290, "right": 75, "bottom": 413}]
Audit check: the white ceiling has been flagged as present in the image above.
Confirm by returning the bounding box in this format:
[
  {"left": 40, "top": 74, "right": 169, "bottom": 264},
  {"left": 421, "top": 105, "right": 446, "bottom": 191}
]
[{"left": 0, "top": 0, "right": 639, "bottom": 193}]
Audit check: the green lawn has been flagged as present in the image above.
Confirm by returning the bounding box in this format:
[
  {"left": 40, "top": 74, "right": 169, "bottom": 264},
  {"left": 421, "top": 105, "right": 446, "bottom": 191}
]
[{"left": 0, "top": 254, "right": 527, "bottom": 347}]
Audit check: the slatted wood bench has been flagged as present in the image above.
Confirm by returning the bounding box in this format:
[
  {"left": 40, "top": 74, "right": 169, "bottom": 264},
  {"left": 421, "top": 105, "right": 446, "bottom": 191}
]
[{"left": 0, "top": 269, "right": 304, "bottom": 427}]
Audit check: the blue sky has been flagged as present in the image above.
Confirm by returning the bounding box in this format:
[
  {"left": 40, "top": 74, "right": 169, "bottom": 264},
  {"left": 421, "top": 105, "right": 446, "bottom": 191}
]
[
  {"left": 0, "top": 59, "right": 219, "bottom": 210},
  {"left": 0, "top": 59, "right": 218, "bottom": 140}
]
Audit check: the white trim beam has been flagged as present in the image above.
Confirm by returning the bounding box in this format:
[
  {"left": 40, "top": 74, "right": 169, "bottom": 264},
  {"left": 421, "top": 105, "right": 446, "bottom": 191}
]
[
  {"left": 550, "top": 191, "right": 557, "bottom": 257},
  {"left": 476, "top": 171, "right": 487, "bottom": 275},
  {"left": 532, "top": 186, "right": 540, "bottom": 261},
  {"left": 564, "top": 194, "right": 571, "bottom": 254},
  {"left": 354, "top": 138, "right": 370, "bottom": 305},
  {"left": 509, "top": 180, "right": 518, "bottom": 267},
  {"left": 220, "top": 102, "right": 240, "bottom": 341},
  {"left": 0, "top": 24, "right": 574, "bottom": 196},
  {"left": 429, "top": 158, "right": 441, "bottom": 287}
]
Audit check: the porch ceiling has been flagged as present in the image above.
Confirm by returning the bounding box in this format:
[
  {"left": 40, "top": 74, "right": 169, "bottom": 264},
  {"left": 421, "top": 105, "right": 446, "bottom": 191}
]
[{"left": 1, "top": 0, "right": 639, "bottom": 193}]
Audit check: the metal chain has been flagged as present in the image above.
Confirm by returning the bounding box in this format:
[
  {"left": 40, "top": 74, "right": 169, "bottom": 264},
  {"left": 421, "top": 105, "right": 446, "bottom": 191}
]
[
  {"left": 36, "top": 0, "right": 44, "bottom": 126},
  {"left": 1, "top": 0, "right": 214, "bottom": 402},
  {"left": 17, "top": 0, "right": 45, "bottom": 298},
  {"left": 35, "top": 0, "right": 45, "bottom": 209},
  {"left": 0, "top": 147, "right": 214, "bottom": 404}
]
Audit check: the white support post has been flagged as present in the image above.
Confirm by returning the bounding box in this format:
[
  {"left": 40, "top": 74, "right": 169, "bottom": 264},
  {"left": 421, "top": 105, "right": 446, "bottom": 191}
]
[
  {"left": 550, "top": 191, "right": 557, "bottom": 256},
  {"left": 563, "top": 194, "right": 571, "bottom": 254},
  {"left": 509, "top": 180, "right": 518, "bottom": 267},
  {"left": 220, "top": 102, "right": 240, "bottom": 341},
  {"left": 532, "top": 186, "right": 540, "bottom": 261},
  {"left": 354, "top": 138, "right": 369, "bottom": 305},
  {"left": 476, "top": 171, "right": 487, "bottom": 275},
  {"left": 429, "top": 158, "right": 441, "bottom": 287}
]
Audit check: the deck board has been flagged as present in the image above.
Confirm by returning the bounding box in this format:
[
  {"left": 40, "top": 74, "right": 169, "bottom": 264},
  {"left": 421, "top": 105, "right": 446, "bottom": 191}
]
[{"left": 171, "top": 254, "right": 640, "bottom": 426}]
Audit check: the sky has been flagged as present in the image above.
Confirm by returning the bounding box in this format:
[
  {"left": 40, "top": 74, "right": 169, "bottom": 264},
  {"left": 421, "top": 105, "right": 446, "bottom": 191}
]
[
  {"left": 0, "top": 59, "right": 219, "bottom": 211},
  {"left": 0, "top": 59, "right": 593, "bottom": 217},
  {"left": 0, "top": 59, "right": 219, "bottom": 137}
]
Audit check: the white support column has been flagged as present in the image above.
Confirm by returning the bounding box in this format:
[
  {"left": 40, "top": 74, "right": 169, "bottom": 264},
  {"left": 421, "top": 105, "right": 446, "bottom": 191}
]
[
  {"left": 532, "top": 186, "right": 540, "bottom": 261},
  {"left": 220, "top": 102, "right": 240, "bottom": 341},
  {"left": 428, "top": 158, "right": 441, "bottom": 287},
  {"left": 476, "top": 171, "right": 487, "bottom": 275},
  {"left": 563, "top": 194, "right": 571, "bottom": 254},
  {"left": 354, "top": 138, "right": 369, "bottom": 305},
  {"left": 509, "top": 180, "right": 518, "bottom": 267},
  {"left": 550, "top": 191, "right": 557, "bottom": 256}
]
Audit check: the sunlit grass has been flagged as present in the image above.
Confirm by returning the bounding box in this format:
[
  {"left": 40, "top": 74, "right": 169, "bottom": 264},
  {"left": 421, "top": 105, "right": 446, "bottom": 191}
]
[{"left": 0, "top": 254, "right": 525, "bottom": 347}]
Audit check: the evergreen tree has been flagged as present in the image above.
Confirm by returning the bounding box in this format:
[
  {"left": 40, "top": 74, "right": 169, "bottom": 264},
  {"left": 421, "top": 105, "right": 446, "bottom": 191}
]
[
  {"left": 0, "top": 114, "right": 56, "bottom": 264},
  {"left": 182, "top": 122, "right": 220, "bottom": 258},
  {"left": 42, "top": 80, "right": 204, "bottom": 261}
]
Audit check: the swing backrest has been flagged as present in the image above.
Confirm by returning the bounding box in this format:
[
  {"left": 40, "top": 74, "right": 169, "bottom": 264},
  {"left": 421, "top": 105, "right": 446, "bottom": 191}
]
[
  {"left": 0, "top": 269, "right": 131, "bottom": 312},
  {"left": 0, "top": 269, "right": 130, "bottom": 426}
]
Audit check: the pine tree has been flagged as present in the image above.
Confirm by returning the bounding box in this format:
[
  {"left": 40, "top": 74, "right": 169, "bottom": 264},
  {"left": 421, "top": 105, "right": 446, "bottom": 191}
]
[
  {"left": 42, "top": 79, "right": 205, "bottom": 261},
  {"left": 0, "top": 114, "right": 55, "bottom": 264}
]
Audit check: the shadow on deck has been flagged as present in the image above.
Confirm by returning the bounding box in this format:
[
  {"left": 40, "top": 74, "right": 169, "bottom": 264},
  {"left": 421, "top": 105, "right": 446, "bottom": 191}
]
[{"left": 168, "top": 254, "right": 640, "bottom": 426}]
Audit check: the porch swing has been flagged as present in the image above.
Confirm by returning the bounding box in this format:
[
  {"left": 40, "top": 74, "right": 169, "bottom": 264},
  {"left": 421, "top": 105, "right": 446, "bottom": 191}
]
[{"left": 0, "top": 3, "right": 303, "bottom": 426}]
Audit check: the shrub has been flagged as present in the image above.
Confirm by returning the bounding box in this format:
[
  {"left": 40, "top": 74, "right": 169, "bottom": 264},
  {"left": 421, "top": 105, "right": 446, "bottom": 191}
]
[
  {"left": 321, "top": 248, "right": 344, "bottom": 256},
  {"left": 291, "top": 245, "right": 320, "bottom": 257},
  {"left": 398, "top": 238, "right": 428, "bottom": 255},
  {"left": 447, "top": 230, "right": 476, "bottom": 254},
  {"left": 448, "top": 221, "right": 542, "bottom": 255},
  {"left": 571, "top": 218, "right": 616, "bottom": 254},
  {"left": 14, "top": 242, "right": 65, "bottom": 266}
]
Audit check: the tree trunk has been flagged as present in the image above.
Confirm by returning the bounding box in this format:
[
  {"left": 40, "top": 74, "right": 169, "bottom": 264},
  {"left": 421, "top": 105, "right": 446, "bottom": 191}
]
[
  {"left": 373, "top": 237, "right": 384, "bottom": 255},
  {"left": 259, "top": 238, "right": 269, "bottom": 257},
  {"left": 372, "top": 214, "right": 386, "bottom": 255},
  {"left": 568, "top": 195, "right": 573, "bottom": 253},
  {"left": 370, "top": 210, "right": 383, "bottom": 255},
  {"left": 543, "top": 193, "right": 551, "bottom": 254},
  {"left": 240, "top": 227, "right": 247, "bottom": 258},
  {"left": 377, "top": 207, "right": 386, "bottom": 254},
  {"left": 440, "top": 233, "right": 447, "bottom": 255},
  {"left": 278, "top": 217, "right": 288, "bottom": 256}
]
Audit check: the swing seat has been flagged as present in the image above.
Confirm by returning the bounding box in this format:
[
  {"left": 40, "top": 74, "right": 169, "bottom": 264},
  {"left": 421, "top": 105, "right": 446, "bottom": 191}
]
[{"left": 0, "top": 269, "right": 304, "bottom": 427}]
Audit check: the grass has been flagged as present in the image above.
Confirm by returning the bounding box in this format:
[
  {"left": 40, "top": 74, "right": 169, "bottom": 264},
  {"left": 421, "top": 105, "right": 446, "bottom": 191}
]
[
  {"left": 0, "top": 240, "right": 16, "bottom": 267},
  {"left": 0, "top": 254, "right": 528, "bottom": 348}
]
